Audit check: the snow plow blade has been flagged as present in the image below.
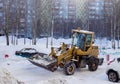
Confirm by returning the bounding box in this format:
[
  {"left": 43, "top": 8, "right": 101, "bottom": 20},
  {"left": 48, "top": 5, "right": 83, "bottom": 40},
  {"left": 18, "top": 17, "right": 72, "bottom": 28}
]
[{"left": 28, "top": 53, "right": 58, "bottom": 72}]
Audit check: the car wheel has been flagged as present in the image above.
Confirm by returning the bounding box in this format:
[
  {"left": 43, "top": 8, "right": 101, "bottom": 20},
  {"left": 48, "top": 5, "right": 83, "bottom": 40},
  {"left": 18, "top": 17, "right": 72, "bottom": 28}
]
[{"left": 108, "top": 71, "right": 119, "bottom": 82}]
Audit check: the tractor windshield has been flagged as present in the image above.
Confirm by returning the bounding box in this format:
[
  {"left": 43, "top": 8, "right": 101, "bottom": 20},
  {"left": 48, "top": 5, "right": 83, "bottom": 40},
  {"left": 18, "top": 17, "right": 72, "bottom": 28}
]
[{"left": 72, "top": 32, "right": 85, "bottom": 50}]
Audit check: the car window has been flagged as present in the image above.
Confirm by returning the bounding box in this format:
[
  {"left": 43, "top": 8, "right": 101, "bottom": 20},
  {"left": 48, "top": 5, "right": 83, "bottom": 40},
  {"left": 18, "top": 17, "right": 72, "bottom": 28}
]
[{"left": 86, "top": 34, "right": 92, "bottom": 45}]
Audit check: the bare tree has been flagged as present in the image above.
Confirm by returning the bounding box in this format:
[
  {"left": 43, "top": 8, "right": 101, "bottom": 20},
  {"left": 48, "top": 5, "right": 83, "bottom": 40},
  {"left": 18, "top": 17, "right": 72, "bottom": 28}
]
[
  {"left": 3, "top": 0, "right": 12, "bottom": 45},
  {"left": 111, "top": 0, "right": 120, "bottom": 49},
  {"left": 116, "top": 0, "right": 120, "bottom": 48},
  {"left": 32, "top": 0, "right": 37, "bottom": 45}
]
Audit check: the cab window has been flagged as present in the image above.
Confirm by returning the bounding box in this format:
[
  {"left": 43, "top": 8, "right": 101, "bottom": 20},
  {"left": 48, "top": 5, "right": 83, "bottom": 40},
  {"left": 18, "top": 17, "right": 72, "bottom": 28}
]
[{"left": 86, "top": 34, "right": 92, "bottom": 46}]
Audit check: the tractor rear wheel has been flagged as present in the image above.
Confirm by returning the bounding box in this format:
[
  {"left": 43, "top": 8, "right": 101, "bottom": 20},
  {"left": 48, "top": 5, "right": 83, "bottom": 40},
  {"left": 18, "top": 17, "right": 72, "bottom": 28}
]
[
  {"left": 64, "top": 61, "right": 76, "bottom": 75},
  {"left": 88, "top": 56, "right": 99, "bottom": 71}
]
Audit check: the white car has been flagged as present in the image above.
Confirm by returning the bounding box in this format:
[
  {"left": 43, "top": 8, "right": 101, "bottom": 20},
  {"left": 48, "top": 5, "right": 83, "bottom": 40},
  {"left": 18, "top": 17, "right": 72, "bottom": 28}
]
[{"left": 106, "top": 57, "right": 120, "bottom": 82}]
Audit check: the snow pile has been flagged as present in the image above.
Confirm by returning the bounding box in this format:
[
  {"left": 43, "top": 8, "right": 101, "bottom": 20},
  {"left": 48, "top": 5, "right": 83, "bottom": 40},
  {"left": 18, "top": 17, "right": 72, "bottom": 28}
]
[{"left": 0, "top": 67, "right": 22, "bottom": 84}]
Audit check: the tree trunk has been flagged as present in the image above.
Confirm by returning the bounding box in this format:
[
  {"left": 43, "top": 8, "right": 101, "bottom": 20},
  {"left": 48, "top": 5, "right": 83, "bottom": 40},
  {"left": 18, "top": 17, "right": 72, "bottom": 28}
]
[
  {"left": 118, "top": 27, "right": 120, "bottom": 48},
  {"left": 46, "top": 36, "right": 48, "bottom": 48},
  {"left": 32, "top": 0, "right": 37, "bottom": 45},
  {"left": 51, "top": 19, "right": 54, "bottom": 46},
  {"left": 4, "top": 29, "right": 9, "bottom": 45},
  {"left": 4, "top": 1, "right": 10, "bottom": 46},
  {"left": 6, "top": 34, "right": 9, "bottom": 45}
]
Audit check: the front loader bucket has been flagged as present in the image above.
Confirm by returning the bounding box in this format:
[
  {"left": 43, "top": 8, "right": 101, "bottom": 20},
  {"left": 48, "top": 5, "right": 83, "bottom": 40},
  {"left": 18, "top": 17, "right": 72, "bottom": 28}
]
[{"left": 28, "top": 53, "right": 58, "bottom": 72}]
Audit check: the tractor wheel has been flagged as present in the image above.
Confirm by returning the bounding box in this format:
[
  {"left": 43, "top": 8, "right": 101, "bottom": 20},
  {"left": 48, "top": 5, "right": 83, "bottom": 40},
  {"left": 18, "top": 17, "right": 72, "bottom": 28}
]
[
  {"left": 64, "top": 61, "right": 76, "bottom": 75},
  {"left": 108, "top": 71, "right": 119, "bottom": 82},
  {"left": 88, "top": 57, "right": 99, "bottom": 71}
]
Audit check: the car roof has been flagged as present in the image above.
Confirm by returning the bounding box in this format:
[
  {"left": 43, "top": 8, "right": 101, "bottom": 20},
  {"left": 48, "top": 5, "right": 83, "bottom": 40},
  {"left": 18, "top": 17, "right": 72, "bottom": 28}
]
[{"left": 72, "top": 29, "right": 94, "bottom": 35}]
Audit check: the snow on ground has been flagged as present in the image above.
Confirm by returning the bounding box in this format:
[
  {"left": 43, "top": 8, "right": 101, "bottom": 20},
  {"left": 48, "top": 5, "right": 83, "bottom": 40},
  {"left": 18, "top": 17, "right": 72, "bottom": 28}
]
[
  {"left": 0, "top": 67, "right": 23, "bottom": 84},
  {"left": 0, "top": 36, "right": 120, "bottom": 84}
]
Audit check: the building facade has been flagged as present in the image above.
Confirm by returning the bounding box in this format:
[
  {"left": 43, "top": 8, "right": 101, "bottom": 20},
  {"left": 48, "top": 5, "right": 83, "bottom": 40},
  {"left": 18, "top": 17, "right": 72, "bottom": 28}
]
[
  {"left": 76, "top": 0, "right": 89, "bottom": 30},
  {"left": 88, "top": 0, "right": 104, "bottom": 37},
  {"left": 17, "top": 0, "right": 27, "bottom": 38},
  {"left": 51, "top": 0, "right": 76, "bottom": 38},
  {"left": 27, "top": 0, "right": 33, "bottom": 38}
]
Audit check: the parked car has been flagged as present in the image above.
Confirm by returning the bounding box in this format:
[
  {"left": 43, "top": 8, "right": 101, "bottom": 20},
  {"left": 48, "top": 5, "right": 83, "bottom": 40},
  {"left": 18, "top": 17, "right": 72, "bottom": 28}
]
[
  {"left": 106, "top": 57, "right": 120, "bottom": 82},
  {"left": 15, "top": 48, "right": 39, "bottom": 58}
]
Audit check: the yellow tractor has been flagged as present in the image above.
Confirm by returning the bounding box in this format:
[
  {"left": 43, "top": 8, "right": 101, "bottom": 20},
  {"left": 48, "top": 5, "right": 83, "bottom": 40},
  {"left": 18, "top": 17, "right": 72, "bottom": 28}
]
[{"left": 28, "top": 28, "right": 104, "bottom": 75}]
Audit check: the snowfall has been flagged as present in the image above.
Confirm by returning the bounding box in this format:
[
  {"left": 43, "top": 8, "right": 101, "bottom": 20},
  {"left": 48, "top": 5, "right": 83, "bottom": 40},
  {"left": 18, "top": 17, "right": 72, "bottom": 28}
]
[{"left": 0, "top": 36, "right": 120, "bottom": 84}]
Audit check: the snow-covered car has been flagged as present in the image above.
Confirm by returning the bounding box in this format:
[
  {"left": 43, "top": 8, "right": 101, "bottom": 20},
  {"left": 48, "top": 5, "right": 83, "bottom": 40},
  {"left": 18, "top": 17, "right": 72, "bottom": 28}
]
[
  {"left": 15, "top": 48, "right": 39, "bottom": 58},
  {"left": 106, "top": 57, "right": 120, "bottom": 82}
]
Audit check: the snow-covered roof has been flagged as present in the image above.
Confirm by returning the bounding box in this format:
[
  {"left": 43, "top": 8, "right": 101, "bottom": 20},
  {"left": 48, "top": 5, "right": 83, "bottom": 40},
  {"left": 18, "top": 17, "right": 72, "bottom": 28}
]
[{"left": 72, "top": 29, "right": 94, "bottom": 34}]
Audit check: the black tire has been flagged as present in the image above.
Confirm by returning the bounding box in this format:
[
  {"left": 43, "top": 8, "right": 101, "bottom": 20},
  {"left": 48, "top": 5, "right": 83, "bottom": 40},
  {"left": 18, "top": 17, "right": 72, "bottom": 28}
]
[
  {"left": 50, "top": 65, "right": 58, "bottom": 72},
  {"left": 88, "top": 57, "right": 99, "bottom": 71},
  {"left": 64, "top": 61, "right": 76, "bottom": 75},
  {"left": 108, "top": 71, "right": 119, "bottom": 82}
]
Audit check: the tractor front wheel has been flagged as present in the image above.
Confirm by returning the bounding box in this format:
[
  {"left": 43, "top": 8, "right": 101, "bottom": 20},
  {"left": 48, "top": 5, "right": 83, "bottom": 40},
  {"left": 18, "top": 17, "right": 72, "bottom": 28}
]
[{"left": 64, "top": 61, "right": 76, "bottom": 75}]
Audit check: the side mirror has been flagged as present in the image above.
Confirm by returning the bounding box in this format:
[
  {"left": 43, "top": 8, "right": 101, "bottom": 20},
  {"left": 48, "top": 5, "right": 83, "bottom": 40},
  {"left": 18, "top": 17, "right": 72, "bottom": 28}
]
[{"left": 92, "top": 39, "right": 95, "bottom": 44}]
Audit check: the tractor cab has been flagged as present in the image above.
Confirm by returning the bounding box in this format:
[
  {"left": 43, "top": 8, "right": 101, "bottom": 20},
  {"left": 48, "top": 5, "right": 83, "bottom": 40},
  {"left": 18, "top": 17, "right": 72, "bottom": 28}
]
[{"left": 72, "top": 29, "right": 94, "bottom": 51}]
